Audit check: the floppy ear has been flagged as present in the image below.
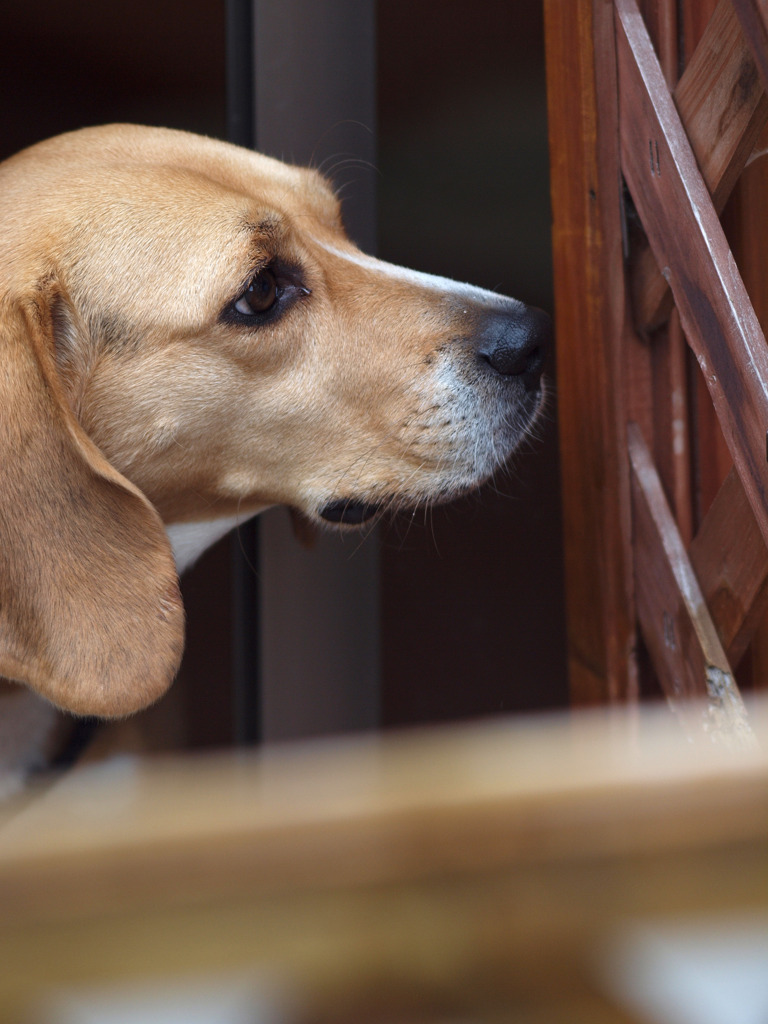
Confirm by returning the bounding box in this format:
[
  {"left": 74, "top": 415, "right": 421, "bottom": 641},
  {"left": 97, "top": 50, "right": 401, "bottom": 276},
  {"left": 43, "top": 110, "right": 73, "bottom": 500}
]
[{"left": 0, "top": 287, "right": 184, "bottom": 718}]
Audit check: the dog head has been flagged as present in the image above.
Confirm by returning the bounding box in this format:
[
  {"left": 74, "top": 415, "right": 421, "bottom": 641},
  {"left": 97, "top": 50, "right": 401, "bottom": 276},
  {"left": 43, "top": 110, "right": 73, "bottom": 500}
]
[{"left": 0, "top": 125, "right": 550, "bottom": 716}]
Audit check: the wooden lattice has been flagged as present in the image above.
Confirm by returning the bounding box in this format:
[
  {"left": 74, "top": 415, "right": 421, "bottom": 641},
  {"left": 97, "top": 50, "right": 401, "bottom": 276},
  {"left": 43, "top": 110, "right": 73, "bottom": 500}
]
[{"left": 545, "top": 0, "right": 768, "bottom": 741}]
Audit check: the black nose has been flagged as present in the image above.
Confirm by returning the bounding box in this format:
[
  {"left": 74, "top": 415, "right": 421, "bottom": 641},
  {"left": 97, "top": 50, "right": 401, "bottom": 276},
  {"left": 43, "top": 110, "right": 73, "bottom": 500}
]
[{"left": 476, "top": 305, "right": 550, "bottom": 391}]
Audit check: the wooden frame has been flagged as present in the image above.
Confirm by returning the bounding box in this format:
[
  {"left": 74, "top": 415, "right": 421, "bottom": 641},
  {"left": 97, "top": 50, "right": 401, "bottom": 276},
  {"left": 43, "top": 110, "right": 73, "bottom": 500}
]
[{"left": 545, "top": 0, "right": 768, "bottom": 734}]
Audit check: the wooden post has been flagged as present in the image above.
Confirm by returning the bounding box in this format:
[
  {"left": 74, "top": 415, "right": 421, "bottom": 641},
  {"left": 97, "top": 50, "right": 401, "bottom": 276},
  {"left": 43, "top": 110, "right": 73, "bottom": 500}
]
[{"left": 544, "top": 0, "right": 637, "bottom": 704}]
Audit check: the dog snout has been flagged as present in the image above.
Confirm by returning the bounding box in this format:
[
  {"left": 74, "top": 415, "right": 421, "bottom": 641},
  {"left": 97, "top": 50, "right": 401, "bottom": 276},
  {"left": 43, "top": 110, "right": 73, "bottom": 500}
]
[{"left": 475, "top": 304, "right": 551, "bottom": 392}]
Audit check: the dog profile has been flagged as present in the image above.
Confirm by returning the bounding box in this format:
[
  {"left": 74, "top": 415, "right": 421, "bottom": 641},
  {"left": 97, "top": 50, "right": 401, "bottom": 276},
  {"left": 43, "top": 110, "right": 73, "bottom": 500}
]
[{"left": 0, "top": 125, "right": 549, "bottom": 779}]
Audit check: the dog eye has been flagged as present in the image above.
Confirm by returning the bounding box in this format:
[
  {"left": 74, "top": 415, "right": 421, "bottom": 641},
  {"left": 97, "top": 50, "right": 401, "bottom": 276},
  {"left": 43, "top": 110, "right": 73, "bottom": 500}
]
[{"left": 234, "top": 268, "right": 278, "bottom": 315}]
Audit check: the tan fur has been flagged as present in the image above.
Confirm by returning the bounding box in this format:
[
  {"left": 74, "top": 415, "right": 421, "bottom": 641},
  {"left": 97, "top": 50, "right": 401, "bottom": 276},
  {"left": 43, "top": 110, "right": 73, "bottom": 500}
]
[{"left": 0, "top": 124, "right": 546, "bottom": 724}]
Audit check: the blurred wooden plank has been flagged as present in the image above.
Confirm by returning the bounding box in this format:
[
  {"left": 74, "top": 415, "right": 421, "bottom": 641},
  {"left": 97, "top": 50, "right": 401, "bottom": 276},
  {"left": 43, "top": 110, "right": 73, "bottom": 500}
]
[
  {"left": 630, "top": 0, "right": 768, "bottom": 333},
  {"left": 0, "top": 708, "right": 765, "bottom": 1022},
  {"left": 544, "top": 0, "right": 635, "bottom": 705},
  {"left": 617, "top": 0, "right": 768, "bottom": 552},
  {"left": 1, "top": 707, "right": 765, "bottom": 915}
]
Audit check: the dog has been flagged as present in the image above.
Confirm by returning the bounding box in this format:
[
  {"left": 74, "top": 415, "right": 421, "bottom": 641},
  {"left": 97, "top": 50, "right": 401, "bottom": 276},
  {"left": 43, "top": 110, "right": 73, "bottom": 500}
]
[{"left": 0, "top": 124, "right": 549, "bottom": 787}]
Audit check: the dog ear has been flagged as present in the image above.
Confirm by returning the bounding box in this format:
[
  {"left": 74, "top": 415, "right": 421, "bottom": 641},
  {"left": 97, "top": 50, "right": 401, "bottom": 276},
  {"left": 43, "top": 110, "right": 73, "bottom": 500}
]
[{"left": 0, "top": 286, "right": 184, "bottom": 718}]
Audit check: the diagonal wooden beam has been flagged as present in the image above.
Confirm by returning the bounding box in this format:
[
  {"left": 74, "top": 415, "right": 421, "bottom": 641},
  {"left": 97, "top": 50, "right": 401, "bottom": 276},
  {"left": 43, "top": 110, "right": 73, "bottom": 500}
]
[
  {"left": 629, "top": 424, "right": 753, "bottom": 743},
  {"left": 629, "top": 0, "right": 768, "bottom": 333},
  {"left": 617, "top": 0, "right": 768, "bottom": 553},
  {"left": 630, "top": 421, "right": 731, "bottom": 699}
]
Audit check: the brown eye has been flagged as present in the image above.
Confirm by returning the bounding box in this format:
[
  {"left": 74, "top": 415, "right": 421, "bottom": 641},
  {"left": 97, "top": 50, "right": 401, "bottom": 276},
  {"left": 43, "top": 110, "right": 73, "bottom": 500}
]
[{"left": 234, "top": 268, "right": 278, "bottom": 315}]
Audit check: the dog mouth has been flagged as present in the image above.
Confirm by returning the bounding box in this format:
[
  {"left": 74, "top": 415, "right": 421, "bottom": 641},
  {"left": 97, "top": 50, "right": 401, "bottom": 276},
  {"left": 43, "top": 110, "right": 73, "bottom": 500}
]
[
  {"left": 317, "top": 499, "right": 381, "bottom": 525},
  {"left": 314, "top": 380, "right": 549, "bottom": 530}
]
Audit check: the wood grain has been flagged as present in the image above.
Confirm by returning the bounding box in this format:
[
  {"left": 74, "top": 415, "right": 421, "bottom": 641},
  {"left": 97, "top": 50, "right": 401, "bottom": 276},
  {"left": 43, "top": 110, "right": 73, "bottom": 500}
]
[
  {"left": 629, "top": 424, "right": 754, "bottom": 743},
  {"left": 544, "top": 0, "right": 635, "bottom": 705},
  {"left": 685, "top": 98, "right": 768, "bottom": 673},
  {"left": 617, "top": 0, "right": 768, "bottom": 554},
  {"left": 629, "top": 0, "right": 768, "bottom": 333},
  {"left": 690, "top": 466, "right": 768, "bottom": 667},
  {"left": 732, "top": 0, "right": 768, "bottom": 95},
  {"left": 721, "top": 119, "right": 768, "bottom": 686}
]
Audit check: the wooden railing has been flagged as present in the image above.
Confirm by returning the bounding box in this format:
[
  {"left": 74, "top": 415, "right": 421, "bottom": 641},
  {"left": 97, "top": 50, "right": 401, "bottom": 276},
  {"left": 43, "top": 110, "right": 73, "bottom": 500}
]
[
  {"left": 0, "top": 705, "right": 765, "bottom": 1022},
  {"left": 545, "top": 0, "right": 768, "bottom": 734}
]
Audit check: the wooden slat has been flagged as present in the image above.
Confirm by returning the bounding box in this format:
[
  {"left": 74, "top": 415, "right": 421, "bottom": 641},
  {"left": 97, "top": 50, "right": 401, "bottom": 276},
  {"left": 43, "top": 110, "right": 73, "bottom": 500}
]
[
  {"left": 643, "top": 311, "right": 693, "bottom": 544},
  {"left": 690, "top": 466, "right": 768, "bottom": 666},
  {"left": 617, "top": 0, "right": 768, "bottom": 552},
  {"left": 543, "top": 0, "right": 636, "bottom": 705},
  {"left": 682, "top": 0, "right": 736, "bottom": 526},
  {"left": 732, "top": 0, "right": 768, "bottom": 95},
  {"left": 629, "top": 424, "right": 728, "bottom": 694},
  {"left": 633, "top": 2, "right": 694, "bottom": 546},
  {"left": 718, "top": 115, "right": 768, "bottom": 684},
  {"left": 676, "top": 0, "right": 768, "bottom": 210},
  {"left": 628, "top": 424, "right": 753, "bottom": 741},
  {"left": 629, "top": 0, "right": 768, "bottom": 333},
  {"left": 692, "top": 125, "right": 768, "bottom": 674},
  {"left": 622, "top": 0, "right": 768, "bottom": 691},
  {"left": 680, "top": 0, "right": 720, "bottom": 53}
]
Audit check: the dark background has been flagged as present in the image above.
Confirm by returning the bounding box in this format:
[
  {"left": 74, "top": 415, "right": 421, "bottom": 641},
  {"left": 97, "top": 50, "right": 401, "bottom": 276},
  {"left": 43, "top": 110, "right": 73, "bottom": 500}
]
[{"left": 1, "top": 0, "right": 567, "bottom": 742}]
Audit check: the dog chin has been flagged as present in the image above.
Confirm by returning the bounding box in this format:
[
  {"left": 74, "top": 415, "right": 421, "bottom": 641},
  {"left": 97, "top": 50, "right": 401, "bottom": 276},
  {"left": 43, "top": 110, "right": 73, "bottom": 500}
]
[
  {"left": 314, "top": 472, "right": 497, "bottom": 528},
  {"left": 313, "top": 383, "right": 547, "bottom": 530}
]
